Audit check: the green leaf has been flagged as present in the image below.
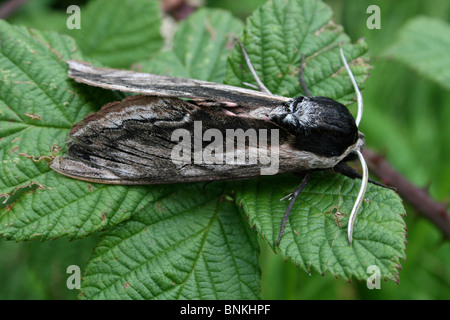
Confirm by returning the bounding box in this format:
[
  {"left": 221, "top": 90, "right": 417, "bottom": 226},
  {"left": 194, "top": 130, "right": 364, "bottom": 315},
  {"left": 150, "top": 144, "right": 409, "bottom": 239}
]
[
  {"left": 80, "top": 183, "right": 260, "bottom": 300},
  {"left": 0, "top": 7, "right": 259, "bottom": 300},
  {"left": 0, "top": 20, "right": 165, "bottom": 241},
  {"left": 76, "top": 9, "right": 255, "bottom": 299},
  {"left": 10, "top": 10, "right": 68, "bottom": 33},
  {"left": 225, "top": 0, "right": 406, "bottom": 281},
  {"left": 234, "top": 173, "right": 406, "bottom": 282},
  {"left": 383, "top": 16, "right": 450, "bottom": 90},
  {"left": 139, "top": 8, "right": 244, "bottom": 82},
  {"left": 66, "top": 0, "right": 163, "bottom": 68},
  {"left": 225, "top": 0, "right": 371, "bottom": 106},
  {"left": 0, "top": 0, "right": 408, "bottom": 297}
]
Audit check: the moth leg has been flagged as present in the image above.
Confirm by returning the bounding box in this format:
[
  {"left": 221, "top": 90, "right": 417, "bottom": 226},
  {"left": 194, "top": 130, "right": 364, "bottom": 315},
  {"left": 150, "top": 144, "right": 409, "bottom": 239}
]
[
  {"left": 236, "top": 39, "right": 272, "bottom": 95},
  {"left": 333, "top": 162, "right": 395, "bottom": 190},
  {"left": 299, "top": 54, "right": 311, "bottom": 97},
  {"left": 276, "top": 172, "right": 311, "bottom": 246}
]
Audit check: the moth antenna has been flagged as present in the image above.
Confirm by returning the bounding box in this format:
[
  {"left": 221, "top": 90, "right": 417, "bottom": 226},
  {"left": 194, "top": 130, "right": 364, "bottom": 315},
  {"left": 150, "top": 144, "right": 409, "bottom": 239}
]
[
  {"left": 236, "top": 39, "right": 273, "bottom": 95},
  {"left": 347, "top": 150, "right": 368, "bottom": 245},
  {"left": 339, "top": 47, "right": 363, "bottom": 127},
  {"left": 340, "top": 46, "right": 368, "bottom": 244},
  {"left": 299, "top": 54, "right": 311, "bottom": 97}
]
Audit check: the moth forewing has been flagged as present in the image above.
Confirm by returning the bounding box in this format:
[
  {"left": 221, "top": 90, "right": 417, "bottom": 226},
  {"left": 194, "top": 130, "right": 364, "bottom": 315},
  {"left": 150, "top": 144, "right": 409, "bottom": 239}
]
[
  {"left": 50, "top": 95, "right": 365, "bottom": 185},
  {"left": 67, "top": 60, "right": 290, "bottom": 109}
]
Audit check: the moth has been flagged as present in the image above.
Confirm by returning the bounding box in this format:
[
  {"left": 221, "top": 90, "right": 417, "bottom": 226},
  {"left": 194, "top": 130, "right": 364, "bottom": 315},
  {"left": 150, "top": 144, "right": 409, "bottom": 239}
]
[{"left": 51, "top": 42, "right": 374, "bottom": 245}]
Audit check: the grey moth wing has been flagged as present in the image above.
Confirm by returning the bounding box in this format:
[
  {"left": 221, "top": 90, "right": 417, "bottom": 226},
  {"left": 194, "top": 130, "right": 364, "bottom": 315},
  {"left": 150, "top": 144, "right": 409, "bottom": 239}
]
[
  {"left": 67, "top": 60, "right": 289, "bottom": 109},
  {"left": 51, "top": 95, "right": 288, "bottom": 184},
  {"left": 50, "top": 95, "right": 363, "bottom": 184}
]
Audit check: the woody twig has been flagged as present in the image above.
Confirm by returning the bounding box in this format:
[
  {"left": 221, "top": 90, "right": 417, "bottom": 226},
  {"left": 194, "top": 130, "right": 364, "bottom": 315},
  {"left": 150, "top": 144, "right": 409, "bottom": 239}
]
[{"left": 363, "top": 147, "right": 450, "bottom": 239}]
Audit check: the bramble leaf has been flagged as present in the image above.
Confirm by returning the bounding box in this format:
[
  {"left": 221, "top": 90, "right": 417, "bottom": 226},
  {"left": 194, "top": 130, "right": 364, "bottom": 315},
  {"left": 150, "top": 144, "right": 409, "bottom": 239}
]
[
  {"left": 225, "top": 0, "right": 406, "bottom": 281},
  {"left": 66, "top": 0, "right": 164, "bottom": 68},
  {"left": 78, "top": 8, "right": 258, "bottom": 300},
  {"left": 0, "top": 0, "right": 407, "bottom": 299},
  {"left": 234, "top": 173, "right": 406, "bottom": 282},
  {"left": 139, "top": 8, "right": 244, "bottom": 82},
  {"left": 0, "top": 20, "right": 167, "bottom": 241},
  {"left": 225, "top": 0, "right": 371, "bottom": 105},
  {"left": 0, "top": 6, "right": 257, "bottom": 299},
  {"left": 80, "top": 183, "right": 260, "bottom": 300},
  {"left": 383, "top": 16, "right": 450, "bottom": 90}
]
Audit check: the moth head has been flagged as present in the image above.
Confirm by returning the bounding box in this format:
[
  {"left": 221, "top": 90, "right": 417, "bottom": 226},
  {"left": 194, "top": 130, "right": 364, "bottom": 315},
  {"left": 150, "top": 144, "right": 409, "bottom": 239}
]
[{"left": 269, "top": 96, "right": 359, "bottom": 157}]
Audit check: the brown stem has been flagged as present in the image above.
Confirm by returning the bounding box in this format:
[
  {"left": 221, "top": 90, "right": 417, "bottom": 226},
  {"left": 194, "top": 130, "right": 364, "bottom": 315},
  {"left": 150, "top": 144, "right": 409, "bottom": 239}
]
[
  {"left": 162, "top": 0, "right": 196, "bottom": 20},
  {"left": 363, "top": 148, "right": 450, "bottom": 239}
]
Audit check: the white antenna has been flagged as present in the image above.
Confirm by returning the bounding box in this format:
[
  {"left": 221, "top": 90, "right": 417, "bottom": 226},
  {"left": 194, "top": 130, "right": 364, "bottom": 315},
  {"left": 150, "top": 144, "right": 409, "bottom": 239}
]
[
  {"left": 340, "top": 47, "right": 363, "bottom": 127},
  {"left": 347, "top": 150, "right": 368, "bottom": 244},
  {"left": 339, "top": 46, "right": 368, "bottom": 245}
]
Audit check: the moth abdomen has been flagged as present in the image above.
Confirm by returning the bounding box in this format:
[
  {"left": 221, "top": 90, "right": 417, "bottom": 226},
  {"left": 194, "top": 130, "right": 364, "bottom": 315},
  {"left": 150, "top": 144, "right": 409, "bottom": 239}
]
[{"left": 268, "top": 96, "right": 359, "bottom": 157}]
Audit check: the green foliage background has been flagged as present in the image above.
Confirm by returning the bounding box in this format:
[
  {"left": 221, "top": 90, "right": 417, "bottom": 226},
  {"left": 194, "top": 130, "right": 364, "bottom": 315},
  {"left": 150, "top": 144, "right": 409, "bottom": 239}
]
[{"left": 0, "top": 0, "right": 448, "bottom": 299}]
